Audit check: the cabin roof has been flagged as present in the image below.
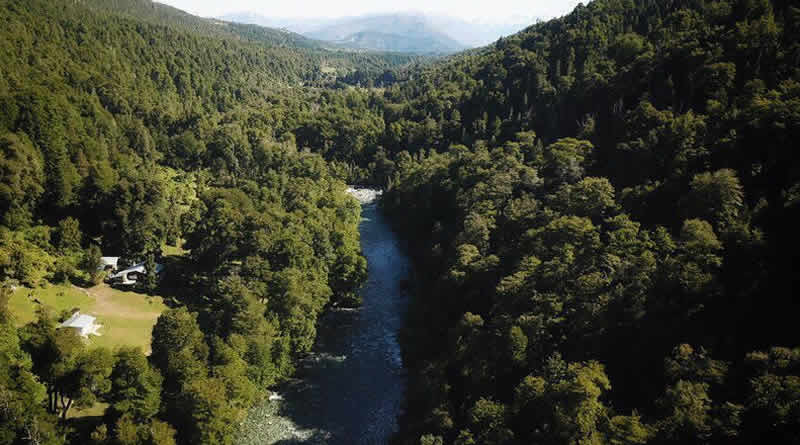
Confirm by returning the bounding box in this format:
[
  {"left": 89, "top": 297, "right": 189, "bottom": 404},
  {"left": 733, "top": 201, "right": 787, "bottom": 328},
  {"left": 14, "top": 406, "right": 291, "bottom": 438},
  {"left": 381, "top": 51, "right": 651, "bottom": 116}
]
[{"left": 60, "top": 312, "right": 96, "bottom": 330}]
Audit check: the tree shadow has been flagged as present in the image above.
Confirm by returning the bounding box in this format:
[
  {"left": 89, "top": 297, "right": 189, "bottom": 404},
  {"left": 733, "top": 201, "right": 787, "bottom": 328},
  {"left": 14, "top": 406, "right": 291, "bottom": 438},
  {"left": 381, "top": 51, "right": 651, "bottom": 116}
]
[
  {"left": 65, "top": 414, "right": 104, "bottom": 443},
  {"left": 148, "top": 255, "right": 205, "bottom": 309}
]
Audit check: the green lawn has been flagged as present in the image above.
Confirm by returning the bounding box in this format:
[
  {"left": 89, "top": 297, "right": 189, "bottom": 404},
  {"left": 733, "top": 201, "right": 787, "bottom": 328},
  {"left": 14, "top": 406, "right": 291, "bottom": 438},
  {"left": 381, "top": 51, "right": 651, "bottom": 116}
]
[
  {"left": 10, "top": 283, "right": 167, "bottom": 353},
  {"left": 9, "top": 285, "right": 93, "bottom": 326}
]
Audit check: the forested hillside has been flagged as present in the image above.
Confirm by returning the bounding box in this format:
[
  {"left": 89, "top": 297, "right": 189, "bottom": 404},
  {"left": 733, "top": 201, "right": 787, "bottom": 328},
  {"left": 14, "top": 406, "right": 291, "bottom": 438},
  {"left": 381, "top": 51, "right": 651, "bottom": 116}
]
[
  {"left": 82, "top": 0, "right": 326, "bottom": 49},
  {"left": 356, "top": 0, "right": 800, "bottom": 443},
  {"left": 1, "top": 0, "right": 799, "bottom": 443},
  {"left": 0, "top": 0, "right": 369, "bottom": 444}
]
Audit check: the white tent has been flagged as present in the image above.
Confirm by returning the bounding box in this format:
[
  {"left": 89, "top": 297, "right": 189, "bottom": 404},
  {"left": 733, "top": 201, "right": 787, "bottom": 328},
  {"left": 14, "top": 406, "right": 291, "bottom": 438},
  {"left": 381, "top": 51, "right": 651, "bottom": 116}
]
[{"left": 59, "top": 312, "right": 100, "bottom": 337}]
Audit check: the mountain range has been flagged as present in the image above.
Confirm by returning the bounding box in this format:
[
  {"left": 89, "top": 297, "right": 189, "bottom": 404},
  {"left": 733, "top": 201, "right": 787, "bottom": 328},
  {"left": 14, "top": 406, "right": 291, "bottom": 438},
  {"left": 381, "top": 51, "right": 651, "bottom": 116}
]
[{"left": 219, "top": 12, "right": 532, "bottom": 53}]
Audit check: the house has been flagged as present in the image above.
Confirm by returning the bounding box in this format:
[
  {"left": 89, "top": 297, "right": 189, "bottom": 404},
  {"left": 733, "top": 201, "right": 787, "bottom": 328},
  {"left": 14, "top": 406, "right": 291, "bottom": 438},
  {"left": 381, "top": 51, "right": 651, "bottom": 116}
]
[
  {"left": 59, "top": 312, "right": 100, "bottom": 337},
  {"left": 108, "top": 262, "right": 165, "bottom": 286}
]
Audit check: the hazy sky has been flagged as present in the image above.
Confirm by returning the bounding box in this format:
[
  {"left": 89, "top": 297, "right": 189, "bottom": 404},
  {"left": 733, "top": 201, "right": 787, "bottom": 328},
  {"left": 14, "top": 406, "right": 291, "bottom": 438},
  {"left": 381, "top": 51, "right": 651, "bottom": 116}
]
[{"left": 157, "top": 0, "right": 584, "bottom": 22}]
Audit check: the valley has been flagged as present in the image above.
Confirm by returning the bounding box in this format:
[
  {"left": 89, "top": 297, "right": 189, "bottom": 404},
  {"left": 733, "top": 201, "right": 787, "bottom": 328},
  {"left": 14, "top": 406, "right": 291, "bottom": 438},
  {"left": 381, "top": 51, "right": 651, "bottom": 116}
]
[{"left": 0, "top": 0, "right": 798, "bottom": 444}]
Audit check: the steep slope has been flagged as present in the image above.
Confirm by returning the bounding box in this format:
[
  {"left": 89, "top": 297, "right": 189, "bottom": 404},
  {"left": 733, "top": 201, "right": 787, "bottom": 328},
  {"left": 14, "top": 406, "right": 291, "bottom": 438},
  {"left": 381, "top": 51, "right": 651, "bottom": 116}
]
[{"left": 0, "top": 0, "right": 397, "bottom": 236}]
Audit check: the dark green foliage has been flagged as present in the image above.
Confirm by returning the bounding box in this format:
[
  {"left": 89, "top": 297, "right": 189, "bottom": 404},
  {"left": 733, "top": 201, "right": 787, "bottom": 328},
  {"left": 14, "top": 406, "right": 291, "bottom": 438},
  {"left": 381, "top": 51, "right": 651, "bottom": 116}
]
[
  {"left": 372, "top": 0, "right": 800, "bottom": 443},
  {"left": 362, "top": 1, "right": 800, "bottom": 443},
  {"left": 20, "top": 308, "right": 114, "bottom": 420},
  {"left": 0, "top": 286, "right": 64, "bottom": 445},
  {"left": 0, "top": 132, "right": 44, "bottom": 228},
  {"left": 143, "top": 251, "right": 158, "bottom": 294},
  {"left": 55, "top": 218, "right": 82, "bottom": 252},
  {"left": 83, "top": 244, "right": 104, "bottom": 283},
  {"left": 150, "top": 308, "right": 209, "bottom": 393},
  {"left": 106, "top": 347, "right": 162, "bottom": 425},
  {"left": 0, "top": 0, "right": 370, "bottom": 444},
  {"left": 2, "top": 0, "right": 798, "bottom": 443}
]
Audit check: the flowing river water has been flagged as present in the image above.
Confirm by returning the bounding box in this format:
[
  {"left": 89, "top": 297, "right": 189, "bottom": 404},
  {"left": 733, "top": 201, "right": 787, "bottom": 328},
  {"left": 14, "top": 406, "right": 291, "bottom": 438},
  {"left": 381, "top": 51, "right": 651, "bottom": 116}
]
[{"left": 237, "top": 188, "right": 410, "bottom": 445}]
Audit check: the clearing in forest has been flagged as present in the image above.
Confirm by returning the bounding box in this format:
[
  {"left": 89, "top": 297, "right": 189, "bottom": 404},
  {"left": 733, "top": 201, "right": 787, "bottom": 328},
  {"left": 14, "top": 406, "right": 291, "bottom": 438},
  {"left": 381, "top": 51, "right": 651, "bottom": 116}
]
[{"left": 9, "top": 283, "right": 167, "bottom": 353}]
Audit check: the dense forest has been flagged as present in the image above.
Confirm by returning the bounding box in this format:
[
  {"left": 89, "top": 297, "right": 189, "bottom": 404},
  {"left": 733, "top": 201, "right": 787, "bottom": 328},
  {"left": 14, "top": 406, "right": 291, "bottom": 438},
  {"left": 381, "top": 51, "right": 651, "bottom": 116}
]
[
  {"left": 0, "top": 0, "right": 371, "bottom": 444},
  {"left": 367, "top": 0, "right": 800, "bottom": 443},
  {"left": 1, "top": 0, "right": 799, "bottom": 444}
]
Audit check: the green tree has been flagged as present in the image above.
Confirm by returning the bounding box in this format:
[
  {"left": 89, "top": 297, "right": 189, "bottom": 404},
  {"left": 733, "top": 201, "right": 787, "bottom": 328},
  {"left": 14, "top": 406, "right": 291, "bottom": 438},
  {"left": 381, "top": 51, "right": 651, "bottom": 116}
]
[
  {"left": 0, "top": 285, "right": 63, "bottom": 445},
  {"left": 21, "top": 308, "right": 113, "bottom": 419},
  {"left": 143, "top": 251, "right": 158, "bottom": 295},
  {"left": 83, "top": 244, "right": 104, "bottom": 283},
  {"left": 743, "top": 347, "right": 800, "bottom": 442},
  {"left": 180, "top": 378, "right": 241, "bottom": 445},
  {"left": 468, "top": 398, "right": 513, "bottom": 445},
  {"left": 150, "top": 308, "right": 209, "bottom": 388},
  {"left": 682, "top": 169, "right": 744, "bottom": 232},
  {"left": 55, "top": 217, "right": 81, "bottom": 252},
  {"left": 106, "top": 347, "right": 162, "bottom": 424},
  {"left": 0, "top": 132, "right": 45, "bottom": 228}
]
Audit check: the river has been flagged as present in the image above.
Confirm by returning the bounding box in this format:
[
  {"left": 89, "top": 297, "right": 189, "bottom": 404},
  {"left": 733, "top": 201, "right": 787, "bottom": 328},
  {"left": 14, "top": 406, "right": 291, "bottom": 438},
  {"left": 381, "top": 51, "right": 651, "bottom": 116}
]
[{"left": 237, "top": 188, "right": 410, "bottom": 445}]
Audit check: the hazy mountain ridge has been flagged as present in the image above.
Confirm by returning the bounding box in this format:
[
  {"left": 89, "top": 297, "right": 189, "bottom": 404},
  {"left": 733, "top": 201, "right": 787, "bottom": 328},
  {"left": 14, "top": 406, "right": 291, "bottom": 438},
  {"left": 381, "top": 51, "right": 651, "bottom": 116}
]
[
  {"left": 306, "top": 14, "right": 466, "bottom": 54},
  {"left": 220, "top": 11, "right": 532, "bottom": 53}
]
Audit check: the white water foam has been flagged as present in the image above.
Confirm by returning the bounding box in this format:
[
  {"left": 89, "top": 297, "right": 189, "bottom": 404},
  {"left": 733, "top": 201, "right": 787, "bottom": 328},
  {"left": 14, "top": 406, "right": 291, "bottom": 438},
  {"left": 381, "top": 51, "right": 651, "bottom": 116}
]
[{"left": 346, "top": 187, "right": 382, "bottom": 204}]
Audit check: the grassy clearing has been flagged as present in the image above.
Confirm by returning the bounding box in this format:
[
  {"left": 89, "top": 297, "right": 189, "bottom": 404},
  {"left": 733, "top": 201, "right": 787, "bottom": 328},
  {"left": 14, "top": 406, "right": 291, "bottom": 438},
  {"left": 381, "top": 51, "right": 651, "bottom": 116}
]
[
  {"left": 10, "top": 283, "right": 167, "bottom": 353},
  {"left": 9, "top": 285, "right": 93, "bottom": 326},
  {"left": 84, "top": 284, "right": 167, "bottom": 353},
  {"left": 10, "top": 283, "right": 168, "bottom": 420}
]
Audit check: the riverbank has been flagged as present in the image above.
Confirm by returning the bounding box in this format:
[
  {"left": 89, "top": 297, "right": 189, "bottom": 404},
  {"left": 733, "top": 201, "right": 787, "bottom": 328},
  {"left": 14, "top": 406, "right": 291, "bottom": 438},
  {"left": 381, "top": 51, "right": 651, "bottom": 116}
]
[
  {"left": 236, "top": 189, "right": 410, "bottom": 444},
  {"left": 237, "top": 392, "right": 322, "bottom": 445}
]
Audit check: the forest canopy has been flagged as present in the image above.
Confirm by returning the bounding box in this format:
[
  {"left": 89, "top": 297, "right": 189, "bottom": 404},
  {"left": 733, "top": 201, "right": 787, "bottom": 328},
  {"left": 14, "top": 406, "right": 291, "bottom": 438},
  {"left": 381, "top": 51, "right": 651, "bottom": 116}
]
[{"left": 0, "top": 0, "right": 798, "bottom": 444}]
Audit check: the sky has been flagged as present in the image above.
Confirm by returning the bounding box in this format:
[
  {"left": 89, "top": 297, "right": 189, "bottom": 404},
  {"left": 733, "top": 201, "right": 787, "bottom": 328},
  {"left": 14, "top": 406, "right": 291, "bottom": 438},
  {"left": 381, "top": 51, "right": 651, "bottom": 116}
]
[{"left": 157, "top": 0, "right": 584, "bottom": 23}]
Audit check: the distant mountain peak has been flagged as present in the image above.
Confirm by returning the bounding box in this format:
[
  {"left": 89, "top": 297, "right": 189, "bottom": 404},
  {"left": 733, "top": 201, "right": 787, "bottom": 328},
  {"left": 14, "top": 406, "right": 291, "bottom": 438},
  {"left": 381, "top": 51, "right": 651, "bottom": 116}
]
[{"left": 219, "top": 11, "right": 533, "bottom": 53}]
